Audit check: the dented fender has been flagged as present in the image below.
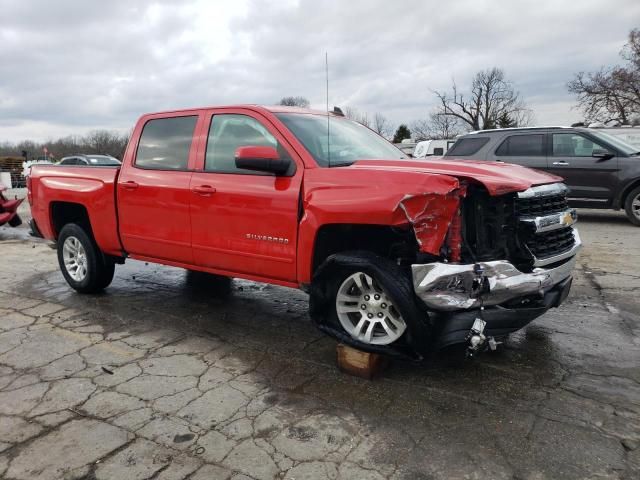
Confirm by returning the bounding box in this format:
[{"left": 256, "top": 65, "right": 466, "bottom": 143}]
[
  {"left": 394, "top": 188, "right": 464, "bottom": 256},
  {"left": 296, "top": 167, "right": 463, "bottom": 283}
]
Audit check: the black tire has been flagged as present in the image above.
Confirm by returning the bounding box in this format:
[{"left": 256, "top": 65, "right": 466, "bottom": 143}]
[
  {"left": 57, "top": 223, "right": 115, "bottom": 293},
  {"left": 309, "top": 251, "right": 434, "bottom": 360},
  {"left": 97, "top": 258, "right": 116, "bottom": 290},
  {"left": 8, "top": 214, "right": 22, "bottom": 227},
  {"left": 624, "top": 186, "right": 640, "bottom": 226}
]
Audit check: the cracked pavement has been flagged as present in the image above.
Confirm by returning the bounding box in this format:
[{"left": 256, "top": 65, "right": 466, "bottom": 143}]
[{"left": 0, "top": 194, "right": 639, "bottom": 479}]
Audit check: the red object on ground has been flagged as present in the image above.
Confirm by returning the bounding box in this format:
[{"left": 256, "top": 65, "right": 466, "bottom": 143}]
[{"left": 0, "top": 185, "right": 24, "bottom": 227}]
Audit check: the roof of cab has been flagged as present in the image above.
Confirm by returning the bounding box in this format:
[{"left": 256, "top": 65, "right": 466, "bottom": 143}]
[{"left": 139, "top": 104, "right": 339, "bottom": 118}]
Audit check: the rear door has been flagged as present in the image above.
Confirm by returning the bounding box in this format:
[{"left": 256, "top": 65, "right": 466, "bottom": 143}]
[
  {"left": 117, "top": 113, "right": 201, "bottom": 264},
  {"left": 492, "top": 133, "right": 548, "bottom": 170},
  {"left": 189, "top": 109, "right": 302, "bottom": 282},
  {"left": 546, "top": 132, "right": 619, "bottom": 202}
]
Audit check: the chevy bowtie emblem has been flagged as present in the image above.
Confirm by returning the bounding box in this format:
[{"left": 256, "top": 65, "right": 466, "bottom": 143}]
[{"left": 562, "top": 210, "right": 576, "bottom": 226}]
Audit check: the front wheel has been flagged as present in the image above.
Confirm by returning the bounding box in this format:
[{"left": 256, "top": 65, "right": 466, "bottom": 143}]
[
  {"left": 335, "top": 271, "right": 407, "bottom": 345},
  {"left": 309, "top": 251, "right": 434, "bottom": 359},
  {"left": 624, "top": 186, "right": 640, "bottom": 226},
  {"left": 57, "top": 223, "right": 115, "bottom": 293}
]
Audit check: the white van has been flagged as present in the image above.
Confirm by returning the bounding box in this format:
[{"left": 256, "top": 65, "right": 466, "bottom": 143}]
[
  {"left": 413, "top": 139, "right": 456, "bottom": 158},
  {"left": 589, "top": 126, "right": 640, "bottom": 149}
]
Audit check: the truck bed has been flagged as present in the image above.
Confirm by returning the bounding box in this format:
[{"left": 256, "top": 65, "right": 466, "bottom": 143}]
[{"left": 28, "top": 165, "right": 123, "bottom": 256}]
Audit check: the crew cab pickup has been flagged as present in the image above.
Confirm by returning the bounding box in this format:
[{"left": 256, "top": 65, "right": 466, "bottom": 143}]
[{"left": 28, "top": 105, "right": 581, "bottom": 359}]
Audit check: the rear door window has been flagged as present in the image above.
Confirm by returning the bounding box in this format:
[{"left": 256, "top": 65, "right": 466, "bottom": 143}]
[
  {"left": 446, "top": 137, "right": 489, "bottom": 156},
  {"left": 495, "top": 134, "right": 544, "bottom": 156},
  {"left": 135, "top": 116, "right": 197, "bottom": 170}
]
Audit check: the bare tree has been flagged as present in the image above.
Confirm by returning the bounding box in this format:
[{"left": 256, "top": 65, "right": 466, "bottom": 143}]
[
  {"left": 427, "top": 112, "right": 464, "bottom": 139},
  {"left": 83, "top": 130, "right": 129, "bottom": 158},
  {"left": 343, "top": 107, "right": 371, "bottom": 128},
  {"left": 278, "top": 96, "right": 310, "bottom": 108},
  {"left": 568, "top": 28, "right": 640, "bottom": 124},
  {"left": 372, "top": 113, "right": 392, "bottom": 137},
  {"left": 0, "top": 130, "right": 128, "bottom": 160},
  {"left": 411, "top": 112, "right": 464, "bottom": 141},
  {"left": 409, "top": 119, "right": 430, "bottom": 142},
  {"left": 434, "top": 67, "right": 531, "bottom": 130}
]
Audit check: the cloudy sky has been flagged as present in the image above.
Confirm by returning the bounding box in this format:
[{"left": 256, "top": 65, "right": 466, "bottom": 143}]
[{"left": 1, "top": 0, "right": 638, "bottom": 142}]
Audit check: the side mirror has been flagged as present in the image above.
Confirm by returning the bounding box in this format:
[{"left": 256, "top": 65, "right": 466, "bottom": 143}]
[
  {"left": 592, "top": 149, "right": 614, "bottom": 160},
  {"left": 234, "top": 146, "right": 291, "bottom": 175}
]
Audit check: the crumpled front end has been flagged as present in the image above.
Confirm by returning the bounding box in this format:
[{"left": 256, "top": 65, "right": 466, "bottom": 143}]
[
  {"left": 409, "top": 182, "right": 581, "bottom": 347},
  {"left": 412, "top": 240, "right": 580, "bottom": 311},
  {"left": 393, "top": 188, "right": 464, "bottom": 257}
]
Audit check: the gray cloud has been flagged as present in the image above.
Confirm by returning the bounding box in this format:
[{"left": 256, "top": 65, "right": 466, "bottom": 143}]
[{"left": 1, "top": 0, "right": 638, "bottom": 142}]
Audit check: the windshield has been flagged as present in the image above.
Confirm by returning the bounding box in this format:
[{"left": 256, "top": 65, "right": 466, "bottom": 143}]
[
  {"left": 276, "top": 113, "right": 406, "bottom": 166},
  {"left": 588, "top": 130, "right": 640, "bottom": 155}
]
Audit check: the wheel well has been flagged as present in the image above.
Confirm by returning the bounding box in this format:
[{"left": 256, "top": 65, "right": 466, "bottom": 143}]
[
  {"left": 621, "top": 180, "right": 640, "bottom": 209},
  {"left": 311, "top": 224, "right": 419, "bottom": 275},
  {"left": 50, "top": 202, "right": 92, "bottom": 239}
]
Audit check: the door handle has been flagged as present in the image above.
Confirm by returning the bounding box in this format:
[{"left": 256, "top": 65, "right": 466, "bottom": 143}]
[
  {"left": 121, "top": 181, "right": 139, "bottom": 190},
  {"left": 192, "top": 185, "right": 217, "bottom": 196},
  {"left": 552, "top": 161, "right": 570, "bottom": 166}
]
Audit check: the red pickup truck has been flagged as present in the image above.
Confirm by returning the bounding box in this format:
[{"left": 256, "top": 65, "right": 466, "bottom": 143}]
[{"left": 28, "top": 105, "right": 581, "bottom": 359}]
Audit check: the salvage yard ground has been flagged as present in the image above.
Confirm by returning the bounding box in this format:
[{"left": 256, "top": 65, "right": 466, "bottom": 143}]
[{"left": 0, "top": 191, "right": 639, "bottom": 479}]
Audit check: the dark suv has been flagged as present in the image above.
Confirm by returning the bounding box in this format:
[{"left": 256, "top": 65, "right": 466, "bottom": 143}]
[{"left": 444, "top": 127, "right": 640, "bottom": 225}]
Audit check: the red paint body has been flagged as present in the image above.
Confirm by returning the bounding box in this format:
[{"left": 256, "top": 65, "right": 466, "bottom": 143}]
[{"left": 28, "top": 105, "right": 561, "bottom": 288}]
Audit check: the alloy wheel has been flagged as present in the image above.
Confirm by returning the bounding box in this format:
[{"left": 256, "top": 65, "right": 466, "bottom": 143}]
[
  {"left": 62, "top": 236, "right": 88, "bottom": 282},
  {"left": 336, "top": 272, "right": 407, "bottom": 345},
  {"left": 632, "top": 193, "right": 640, "bottom": 221}
]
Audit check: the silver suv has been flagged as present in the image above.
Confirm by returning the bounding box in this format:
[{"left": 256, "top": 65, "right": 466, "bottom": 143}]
[{"left": 444, "top": 127, "right": 640, "bottom": 225}]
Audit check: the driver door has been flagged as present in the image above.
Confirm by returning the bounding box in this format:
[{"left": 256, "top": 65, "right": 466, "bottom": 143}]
[{"left": 189, "top": 109, "right": 303, "bottom": 282}]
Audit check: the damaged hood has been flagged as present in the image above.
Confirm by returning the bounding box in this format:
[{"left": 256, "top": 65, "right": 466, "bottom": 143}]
[{"left": 351, "top": 158, "right": 562, "bottom": 196}]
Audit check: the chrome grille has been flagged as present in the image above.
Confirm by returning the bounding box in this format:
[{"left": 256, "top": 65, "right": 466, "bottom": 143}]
[
  {"left": 517, "top": 194, "right": 568, "bottom": 217},
  {"left": 516, "top": 183, "right": 577, "bottom": 266},
  {"left": 524, "top": 226, "right": 575, "bottom": 260}
]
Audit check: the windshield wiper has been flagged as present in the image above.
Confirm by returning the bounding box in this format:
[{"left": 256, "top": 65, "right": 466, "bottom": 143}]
[{"left": 327, "top": 160, "right": 355, "bottom": 167}]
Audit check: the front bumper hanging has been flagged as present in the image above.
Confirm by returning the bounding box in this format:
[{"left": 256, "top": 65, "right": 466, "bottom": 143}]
[{"left": 411, "top": 230, "right": 582, "bottom": 311}]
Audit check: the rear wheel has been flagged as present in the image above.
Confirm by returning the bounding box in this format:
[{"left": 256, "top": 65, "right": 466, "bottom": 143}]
[
  {"left": 624, "top": 186, "right": 640, "bottom": 226},
  {"left": 309, "top": 251, "right": 434, "bottom": 359},
  {"left": 57, "top": 223, "right": 115, "bottom": 293}
]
